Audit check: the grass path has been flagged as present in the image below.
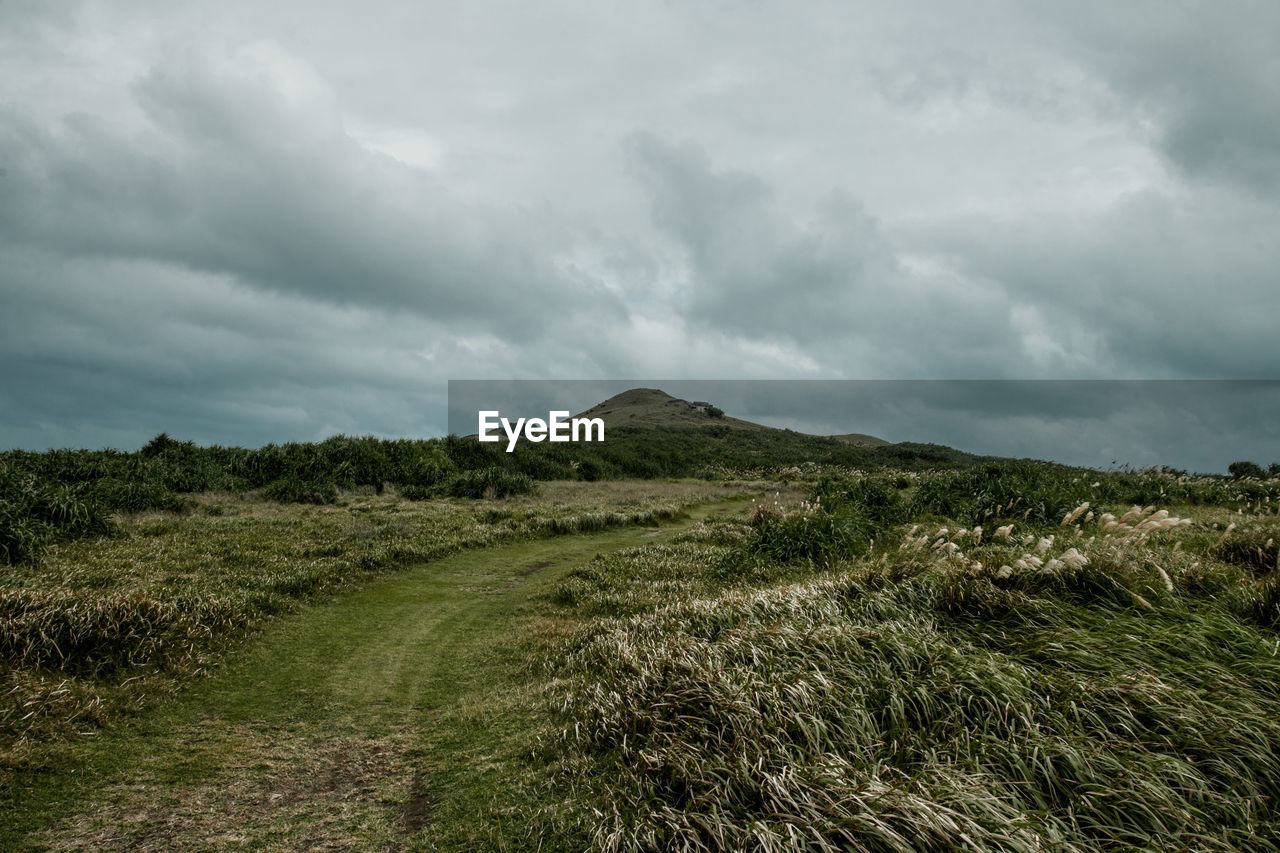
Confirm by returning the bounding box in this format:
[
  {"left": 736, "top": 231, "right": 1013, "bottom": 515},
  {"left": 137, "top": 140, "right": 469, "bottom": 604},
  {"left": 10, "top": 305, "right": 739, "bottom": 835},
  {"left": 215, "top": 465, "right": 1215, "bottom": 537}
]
[{"left": 5, "top": 497, "right": 749, "bottom": 851}]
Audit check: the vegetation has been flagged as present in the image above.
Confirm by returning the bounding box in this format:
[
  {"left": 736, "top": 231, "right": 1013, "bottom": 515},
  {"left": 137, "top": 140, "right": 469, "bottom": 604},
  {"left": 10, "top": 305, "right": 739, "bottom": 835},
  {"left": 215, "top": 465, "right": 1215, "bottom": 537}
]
[
  {"left": 6, "top": 415, "right": 1280, "bottom": 850},
  {"left": 536, "top": 466, "right": 1280, "bottom": 852},
  {"left": 6, "top": 501, "right": 755, "bottom": 852},
  {"left": 0, "top": 481, "right": 743, "bottom": 764},
  {"left": 0, "top": 429, "right": 983, "bottom": 568},
  {"left": 0, "top": 465, "right": 115, "bottom": 566},
  {"left": 1230, "top": 460, "right": 1268, "bottom": 480}
]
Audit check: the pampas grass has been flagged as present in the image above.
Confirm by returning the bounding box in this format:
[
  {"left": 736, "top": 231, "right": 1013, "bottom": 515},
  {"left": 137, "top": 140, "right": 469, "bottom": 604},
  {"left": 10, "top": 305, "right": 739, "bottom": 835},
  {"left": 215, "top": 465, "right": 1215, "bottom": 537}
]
[{"left": 539, "top": 469, "right": 1280, "bottom": 852}]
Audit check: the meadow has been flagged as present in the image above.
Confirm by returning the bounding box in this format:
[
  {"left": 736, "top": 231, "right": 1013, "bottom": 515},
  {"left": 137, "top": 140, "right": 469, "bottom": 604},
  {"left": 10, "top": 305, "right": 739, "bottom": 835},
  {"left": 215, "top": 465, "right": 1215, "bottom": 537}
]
[
  {"left": 4, "top": 431, "right": 1280, "bottom": 850},
  {"left": 1, "top": 453, "right": 739, "bottom": 764},
  {"left": 537, "top": 465, "right": 1280, "bottom": 852}
]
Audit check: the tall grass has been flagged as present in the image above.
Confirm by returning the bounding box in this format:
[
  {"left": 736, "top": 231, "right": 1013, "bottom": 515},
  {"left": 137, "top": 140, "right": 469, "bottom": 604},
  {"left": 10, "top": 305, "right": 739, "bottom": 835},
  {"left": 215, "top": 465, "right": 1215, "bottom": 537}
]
[
  {"left": 539, "top": 472, "right": 1280, "bottom": 851},
  {"left": 0, "top": 485, "right": 712, "bottom": 754},
  {"left": 0, "top": 464, "right": 115, "bottom": 565},
  {"left": 6, "top": 432, "right": 1271, "bottom": 567}
]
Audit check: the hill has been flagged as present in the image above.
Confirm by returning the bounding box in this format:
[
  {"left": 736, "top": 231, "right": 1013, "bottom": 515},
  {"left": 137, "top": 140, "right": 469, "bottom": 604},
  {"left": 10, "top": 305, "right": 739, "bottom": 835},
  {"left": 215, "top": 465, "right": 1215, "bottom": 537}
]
[
  {"left": 574, "top": 387, "right": 889, "bottom": 445},
  {"left": 572, "top": 388, "right": 765, "bottom": 431},
  {"left": 827, "top": 431, "right": 891, "bottom": 448}
]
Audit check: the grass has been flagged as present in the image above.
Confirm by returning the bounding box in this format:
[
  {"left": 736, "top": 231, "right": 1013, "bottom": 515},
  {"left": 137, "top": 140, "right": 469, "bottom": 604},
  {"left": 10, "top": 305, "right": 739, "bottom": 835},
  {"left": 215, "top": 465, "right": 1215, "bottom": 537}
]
[
  {"left": 537, "top": 478, "right": 1280, "bottom": 851},
  {"left": 6, "top": 457, "right": 1280, "bottom": 850},
  {"left": 0, "top": 422, "right": 995, "bottom": 571},
  {"left": 1, "top": 493, "right": 752, "bottom": 850},
  {"left": 1, "top": 480, "right": 745, "bottom": 764}
]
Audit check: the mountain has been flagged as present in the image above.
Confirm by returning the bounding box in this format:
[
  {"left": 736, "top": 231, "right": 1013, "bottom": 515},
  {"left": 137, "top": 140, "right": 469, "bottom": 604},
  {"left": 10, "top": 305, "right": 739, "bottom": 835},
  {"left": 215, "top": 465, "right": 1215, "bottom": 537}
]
[
  {"left": 573, "top": 388, "right": 889, "bottom": 445},
  {"left": 572, "top": 388, "right": 762, "bottom": 431},
  {"left": 827, "top": 432, "right": 892, "bottom": 448}
]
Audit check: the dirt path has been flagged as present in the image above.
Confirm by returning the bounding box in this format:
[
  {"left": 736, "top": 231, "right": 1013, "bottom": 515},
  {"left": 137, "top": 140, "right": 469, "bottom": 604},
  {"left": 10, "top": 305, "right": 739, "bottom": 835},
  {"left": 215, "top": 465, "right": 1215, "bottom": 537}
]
[{"left": 9, "top": 498, "right": 746, "bottom": 851}]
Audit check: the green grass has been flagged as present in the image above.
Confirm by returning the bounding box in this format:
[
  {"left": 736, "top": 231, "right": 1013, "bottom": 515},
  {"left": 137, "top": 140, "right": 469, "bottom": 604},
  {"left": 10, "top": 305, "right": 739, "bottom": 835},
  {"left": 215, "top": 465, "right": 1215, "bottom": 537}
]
[
  {"left": 0, "top": 494, "right": 751, "bottom": 850},
  {"left": 6, "top": 459, "right": 1280, "bottom": 850},
  {"left": 538, "top": 488, "right": 1280, "bottom": 851},
  {"left": 0, "top": 481, "right": 745, "bottom": 757}
]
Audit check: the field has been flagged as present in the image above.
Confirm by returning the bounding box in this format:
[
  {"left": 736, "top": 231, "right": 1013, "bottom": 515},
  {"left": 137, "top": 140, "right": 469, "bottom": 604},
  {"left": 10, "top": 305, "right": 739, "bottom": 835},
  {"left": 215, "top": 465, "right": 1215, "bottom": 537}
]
[
  {"left": 540, "top": 474, "right": 1280, "bottom": 851},
  {"left": 4, "top": 435, "right": 1280, "bottom": 850},
  {"left": 1, "top": 477, "right": 745, "bottom": 753}
]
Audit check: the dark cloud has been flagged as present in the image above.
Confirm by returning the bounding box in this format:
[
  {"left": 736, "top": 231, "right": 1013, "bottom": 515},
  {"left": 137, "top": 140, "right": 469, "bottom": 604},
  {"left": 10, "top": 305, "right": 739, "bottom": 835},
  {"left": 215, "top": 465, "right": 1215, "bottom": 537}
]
[
  {"left": 1051, "top": 2, "right": 1280, "bottom": 191},
  {"left": 911, "top": 185, "right": 1280, "bottom": 378},
  {"left": 0, "top": 42, "right": 623, "bottom": 339},
  {"left": 626, "top": 135, "right": 959, "bottom": 356},
  {"left": 625, "top": 132, "right": 895, "bottom": 340},
  {"left": 1, "top": 1, "right": 1277, "bottom": 461},
  {"left": 0, "top": 249, "right": 451, "bottom": 449}
]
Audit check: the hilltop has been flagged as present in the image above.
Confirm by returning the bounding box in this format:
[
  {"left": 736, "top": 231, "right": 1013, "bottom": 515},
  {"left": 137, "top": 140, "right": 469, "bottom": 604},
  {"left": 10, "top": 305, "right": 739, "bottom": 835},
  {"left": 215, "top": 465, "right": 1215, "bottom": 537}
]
[
  {"left": 574, "top": 388, "right": 890, "bottom": 446},
  {"left": 572, "top": 388, "right": 762, "bottom": 431}
]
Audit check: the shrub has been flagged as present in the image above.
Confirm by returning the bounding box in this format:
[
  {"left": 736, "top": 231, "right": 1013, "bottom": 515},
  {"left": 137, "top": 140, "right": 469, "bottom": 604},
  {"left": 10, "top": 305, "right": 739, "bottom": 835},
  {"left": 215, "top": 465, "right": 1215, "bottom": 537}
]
[
  {"left": 1229, "top": 460, "right": 1266, "bottom": 480},
  {"left": 396, "top": 483, "right": 434, "bottom": 501},
  {"left": 1213, "top": 526, "right": 1279, "bottom": 573},
  {"left": 443, "top": 468, "right": 534, "bottom": 499},
  {"left": 396, "top": 447, "right": 455, "bottom": 489},
  {"left": 0, "top": 510, "right": 50, "bottom": 566},
  {"left": 742, "top": 504, "right": 873, "bottom": 567},
  {"left": 909, "top": 462, "right": 1087, "bottom": 528},
  {"left": 576, "top": 458, "right": 605, "bottom": 482},
  {"left": 0, "top": 468, "right": 115, "bottom": 565},
  {"left": 260, "top": 476, "right": 337, "bottom": 505},
  {"left": 139, "top": 432, "right": 188, "bottom": 458},
  {"left": 84, "top": 478, "right": 189, "bottom": 513},
  {"left": 813, "top": 476, "right": 906, "bottom": 524}
]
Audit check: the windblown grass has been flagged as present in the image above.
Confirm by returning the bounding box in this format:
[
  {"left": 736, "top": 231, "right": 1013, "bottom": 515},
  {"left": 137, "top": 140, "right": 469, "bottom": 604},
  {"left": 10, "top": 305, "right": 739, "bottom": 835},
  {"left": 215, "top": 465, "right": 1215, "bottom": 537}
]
[
  {"left": 1, "top": 482, "right": 739, "bottom": 762},
  {"left": 538, "top": 472, "right": 1280, "bottom": 851}
]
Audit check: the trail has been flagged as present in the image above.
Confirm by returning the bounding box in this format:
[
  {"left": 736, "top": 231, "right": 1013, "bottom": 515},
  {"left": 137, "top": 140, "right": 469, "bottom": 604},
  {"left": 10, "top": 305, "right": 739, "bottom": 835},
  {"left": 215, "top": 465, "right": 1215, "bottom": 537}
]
[{"left": 11, "top": 498, "right": 747, "bottom": 851}]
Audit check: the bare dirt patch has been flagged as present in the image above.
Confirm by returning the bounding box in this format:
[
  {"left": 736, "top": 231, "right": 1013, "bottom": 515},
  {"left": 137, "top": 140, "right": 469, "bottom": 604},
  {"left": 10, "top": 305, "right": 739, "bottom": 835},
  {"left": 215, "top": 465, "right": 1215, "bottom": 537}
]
[{"left": 397, "top": 770, "right": 435, "bottom": 834}]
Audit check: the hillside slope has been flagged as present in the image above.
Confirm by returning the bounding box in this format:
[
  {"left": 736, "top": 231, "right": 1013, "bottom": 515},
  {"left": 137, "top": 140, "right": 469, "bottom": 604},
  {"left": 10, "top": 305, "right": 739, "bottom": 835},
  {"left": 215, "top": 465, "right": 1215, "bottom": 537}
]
[{"left": 574, "top": 388, "right": 889, "bottom": 446}]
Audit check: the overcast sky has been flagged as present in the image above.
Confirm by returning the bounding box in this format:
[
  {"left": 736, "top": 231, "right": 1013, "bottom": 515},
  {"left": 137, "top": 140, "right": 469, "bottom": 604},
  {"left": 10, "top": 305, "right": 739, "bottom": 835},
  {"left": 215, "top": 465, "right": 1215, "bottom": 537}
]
[{"left": 2, "top": 1, "right": 1278, "bottom": 468}]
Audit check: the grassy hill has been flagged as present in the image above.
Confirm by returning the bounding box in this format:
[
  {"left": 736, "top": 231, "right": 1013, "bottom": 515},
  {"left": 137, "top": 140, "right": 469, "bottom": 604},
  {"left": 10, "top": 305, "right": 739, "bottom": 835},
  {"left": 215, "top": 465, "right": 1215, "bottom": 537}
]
[
  {"left": 6, "top": 398, "right": 1280, "bottom": 849},
  {"left": 572, "top": 388, "right": 770, "bottom": 432},
  {"left": 573, "top": 387, "right": 890, "bottom": 446},
  {"left": 828, "top": 431, "right": 891, "bottom": 447}
]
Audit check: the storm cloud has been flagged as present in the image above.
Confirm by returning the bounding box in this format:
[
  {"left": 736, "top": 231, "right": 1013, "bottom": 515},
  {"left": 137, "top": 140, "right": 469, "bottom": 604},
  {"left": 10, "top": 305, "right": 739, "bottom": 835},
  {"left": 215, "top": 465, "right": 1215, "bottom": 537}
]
[{"left": 1, "top": 1, "right": 1277, "bottom": 468}]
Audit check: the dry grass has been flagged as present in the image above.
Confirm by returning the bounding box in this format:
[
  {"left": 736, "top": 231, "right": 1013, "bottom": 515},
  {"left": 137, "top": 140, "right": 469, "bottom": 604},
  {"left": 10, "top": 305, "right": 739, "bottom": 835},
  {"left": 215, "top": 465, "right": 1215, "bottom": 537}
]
[
  {"left": 538, "top": 483, "right": 1280, "bottom": 851},
  {"left": 36, "top": 718, "right": 420, "bottom": 852}
]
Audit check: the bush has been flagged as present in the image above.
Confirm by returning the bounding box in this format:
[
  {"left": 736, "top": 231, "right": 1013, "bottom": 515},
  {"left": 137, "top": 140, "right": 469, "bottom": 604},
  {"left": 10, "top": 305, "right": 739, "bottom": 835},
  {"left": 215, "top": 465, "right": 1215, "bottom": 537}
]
[
  {"left": 84, "top": 478, "right": 189, "bottom": 513},
  {"left": 0, "top": 510, "right": 50, "bottom": 566},
  {"left": 813, "top": 476, "right": 906, "bottom": 524},
  {"left": 396, "top": 483, "right": 434, "bottom": 501},
  {"left": 908, "top": 462, "right": 1088, "bottom": 528},
  {"left": 741, "top": 506, "right": 874, "bottom": 567},
  {"left": 139, "top": 432, "right": 188, "bottom": 459},
  {"left": 1229, "top": 460, "right": 1267, "bottom": 480},
  {"left": 576, "top": 458, "right": 605, "bottom": 482},
  {"left": 443, "top": 468, "right": 534, "bottom": 499},
  {"left": 396, "top": 447, "right": 455, "bottom": 489},
  {"left": 0, "top": 468, "right": 115, "bottom": 565},
  {"left": 260, "top": 477, "right": 337, "bottom": 505}
]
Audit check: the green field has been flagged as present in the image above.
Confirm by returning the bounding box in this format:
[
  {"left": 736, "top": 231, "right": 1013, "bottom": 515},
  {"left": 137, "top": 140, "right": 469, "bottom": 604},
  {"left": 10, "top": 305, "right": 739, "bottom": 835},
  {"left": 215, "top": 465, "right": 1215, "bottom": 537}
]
[{"left": 4, "top": 435, "right": 1280, "bottom": 850}]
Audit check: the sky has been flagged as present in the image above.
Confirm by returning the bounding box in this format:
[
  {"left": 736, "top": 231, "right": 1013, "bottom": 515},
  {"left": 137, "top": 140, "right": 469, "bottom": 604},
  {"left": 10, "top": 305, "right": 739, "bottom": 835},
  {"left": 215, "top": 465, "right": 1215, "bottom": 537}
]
[{"left": 2, "top": 1, "right": 1278, "bottom": 469}]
